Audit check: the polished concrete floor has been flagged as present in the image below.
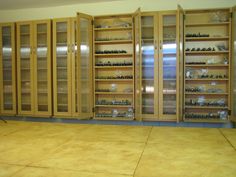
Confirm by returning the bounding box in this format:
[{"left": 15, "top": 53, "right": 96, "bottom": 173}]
[{"left": 0, "top": 121, "right": 236, "bottom": 177}]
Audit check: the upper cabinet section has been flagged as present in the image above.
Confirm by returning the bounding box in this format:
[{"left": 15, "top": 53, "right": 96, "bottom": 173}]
[{"left": 0, "top": 23, "right": 16, "bottom": 115}]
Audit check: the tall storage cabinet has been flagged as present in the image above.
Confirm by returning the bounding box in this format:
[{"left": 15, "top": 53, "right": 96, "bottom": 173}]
[
  {"left": 53, "top": 16, "right": 93, "bottom": 118},
  {"left": 53, "top": 18, "right": 76, "bottom": 117},
  {"left": 17, "top": 20, "right": 52, "bottom": 116},
  {"left": 93, "top": 14, "right": 135, "bottom": 120},
  {"left": 0, "top": 23, "right": 16, "bottom": 115},
  {"left": 138, "top": 7, "right": 183, "bottom": 122},
  {"left": 183, "top": 8, "right": 232, "bottom": 122}
]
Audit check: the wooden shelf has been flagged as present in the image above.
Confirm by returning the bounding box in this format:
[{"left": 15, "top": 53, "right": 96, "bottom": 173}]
[
  {"left": 95, "top": 79, "right": 133, "bottom": 82},
  {"left": 94, "top": 117, "right": 134, "bottom": 121},
  {"left": 185, "top": 22, "right": 230, "bottom": 27},
  {"left": 94, "top": 27, "right": 132, "bottom": 31},
  {"left": 184, "top": 118, "right": 228, "bottom": 123},
  {"left": 95, "top": 92, "right": 133, "bottom": 95},
  {"left": 185, "top": 106, "right": 228, "bottom": 109},
  {"left": 142, "top": 65, "right": 154, "bottom": 68},
  {"left": 142, "top": 25, "right": 154, "bottom": 28},
  {"left": 95, "top": 105, "right": 133, "bottom": 108},
  {"left": 163, "top": 92, "right": 176, "bottom": 95},
  {"left": 142, "top": 92, "right": 154, "bottom": 95},
  {"left": 95, "top": 66, "right": 133, "bottom": 69},
  {"left": 95, "top": 40, "right": 132, "bottom": 44},
  {"left": 95, "top": 53, "right": 133, "bottom": 57},
  {"left": 185, "top": 78, "right": 228, "bottom": 81},
  {"left": 142, "top": 78, "right": 154, "bottom": 81},
  {"left": 185, "top": 36, "right": 229, "bottom": 41},
  {"left": 185, "top": 64, "right": 228, "bottom": 67},
  {"left": 163, "top": 24, "right": 176, "bottom": 27},
  {"left": 185, "top": 92, "right": 228, "bottom": 95},
  {"left": 185, "top": 51, "right": 229, "bottom": 55}
]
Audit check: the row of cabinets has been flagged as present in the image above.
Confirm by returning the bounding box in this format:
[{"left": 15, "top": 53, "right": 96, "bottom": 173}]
[
  {"left": 0, "top": 15, "right": 93, "bottom": 119},
  {"left": 0, "top": 6, "right": 236, "bottom": 122}
]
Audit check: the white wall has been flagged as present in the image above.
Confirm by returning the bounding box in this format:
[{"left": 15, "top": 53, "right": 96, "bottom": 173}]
[{"left": 0, "top": 0, "right": 235, "bottom": 22}]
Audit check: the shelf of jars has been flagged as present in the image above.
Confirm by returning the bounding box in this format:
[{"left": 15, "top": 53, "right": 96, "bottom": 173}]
[
  {"left": 184, "top": 8, "right": 231, "bottom": 122},
  {"left": 93, "top": 14, "right": 134, "bottom": 120}
]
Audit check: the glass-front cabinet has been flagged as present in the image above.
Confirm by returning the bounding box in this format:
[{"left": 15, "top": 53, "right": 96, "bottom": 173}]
[
  {"left": 139, "top": 8, "right": 183, "bottom": 122},
  {"left": 159, "top": 12, "right": 178, "bottom": 120},
  {"left": 0, "top": 23, "right": 16, "bottom": 115},
  {"left": 53, "top": 18, "right": 72, "bottom": 117},
  {"left": 141, "top": 13, "right": 158, "bottom": 120},
  {"left": 17, "top": 20, "right": 52, "bottom": 116}
]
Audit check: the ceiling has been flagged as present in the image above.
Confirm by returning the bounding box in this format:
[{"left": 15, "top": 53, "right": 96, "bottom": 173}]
[{"left": 0, "top": 0, "right": 122, "bottom": 10}]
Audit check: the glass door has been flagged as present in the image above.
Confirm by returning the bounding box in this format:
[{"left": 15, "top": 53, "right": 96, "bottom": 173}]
[
  {"left": 34, "top": 21, "right": 52, "bottom": 116},
  {"left": 53, "top": 19, "right": 72, "bottom": 116},
  {"left": 77, "top": 13, "right": 93, "bottom": 118},
  {"left": 17, "top": 22, "right": 33, "bottom": 115},
  {"left": 71, "top": 18, "right": 78, "bottom": 116},
  {"left": 141, "top": 14, "right": 158, "bottom": 120},
  {"left": 232, "top": 6, "right": 236, "bottom": 122},
  {"left": 134, "top": 8, "right": 142, "bottom": 121},
  {"left": 0, "top": 23, "right": 16, "bottom": 114},
  {"left": 159, "top": 12, "right": 177, "bottom": 120}
]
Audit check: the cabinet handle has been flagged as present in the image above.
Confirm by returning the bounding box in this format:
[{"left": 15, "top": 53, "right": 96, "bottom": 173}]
[
  {"left": 71, "top": 44, "right": 75, "bottom": 53},
  {"left": 154, "top": 40, "right": 157, "bottom": 50},
  {"left": 67, "top": 44, "right": 70, "bottom": 54},
  {"left": 160, "top": 40, "right": 162, "bottom": 50}
]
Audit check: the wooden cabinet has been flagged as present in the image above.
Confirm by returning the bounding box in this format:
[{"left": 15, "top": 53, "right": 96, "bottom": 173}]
[
  {"left": 17, "top": 20, "right": 52, "bottom": 116},
  {"left": 93, "top": 14, "right": 135, "bottom": 120},
  {"left": 53, "top": 18, "right": 75, "bottom": 117},
  {"left": 138, "top": 7, "right": 183, "bottom": 122},
  {"left": 183, "top": 8, "right": 232, "bottom": 122},
  {"left": 0, "top": 23, "right": 16, "bottom": 115},
  {"left": 53, "top": 17, "right": 93, "bottom": 118}
]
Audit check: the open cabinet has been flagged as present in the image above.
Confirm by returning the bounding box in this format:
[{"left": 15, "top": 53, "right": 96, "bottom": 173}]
[
  {"left": 139, "top": 6, "right": 183, "bottom": 122},
  {"left": 183, "top": 8, "right": 232, "bottom": 122},
  {"left": 17, "top": 20, "right": 52, "bottom": 116},
  {"left": 0, "top": 23, "right": 16, "bottom": 115},
  {"left": 93, "top": 13, "right": 135, "bottom": 120}
]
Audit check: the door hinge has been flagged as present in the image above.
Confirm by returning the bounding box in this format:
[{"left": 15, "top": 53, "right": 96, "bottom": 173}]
[
  {"left": 228, "top": 110, "right": 231, "bottom": 116},
  {"left": 92, "top": 107, "right": 95, "bottom": 112},
  {"left": 91, "top": 20, "right": 94, "bottom": 26},
  {"left": 133, "top": 108, "right": 135, "bottom": 113},
  {"left": 183, "top": 14, "right": 186, "bottom": 21},
  {"left": 230, "top": 12, "right": 233, "bottom": 18}
]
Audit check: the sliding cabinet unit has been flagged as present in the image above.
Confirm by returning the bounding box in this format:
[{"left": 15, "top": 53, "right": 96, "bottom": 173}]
[
  {"left": 93, "top": 14, "right": 135, "bottom": 120},
  {"left": 0, "top": 23, "right": 16, "bottom": 115},
  {"left": 17, "top": 20, "right": 52, "bottom": 116},
  {"left": 184, "top": 8, "right": 232, "bottom": 122},
  {"left": 139, "top": 7, "right": 183, "bottom": 121},
  {"left": 53, "top": 18, "right": 76, "bottom": 117}
]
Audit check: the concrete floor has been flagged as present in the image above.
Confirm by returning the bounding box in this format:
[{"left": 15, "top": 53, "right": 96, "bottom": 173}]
[{"left": 0, "top": 121, "right": 236, "bottom": 177}]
